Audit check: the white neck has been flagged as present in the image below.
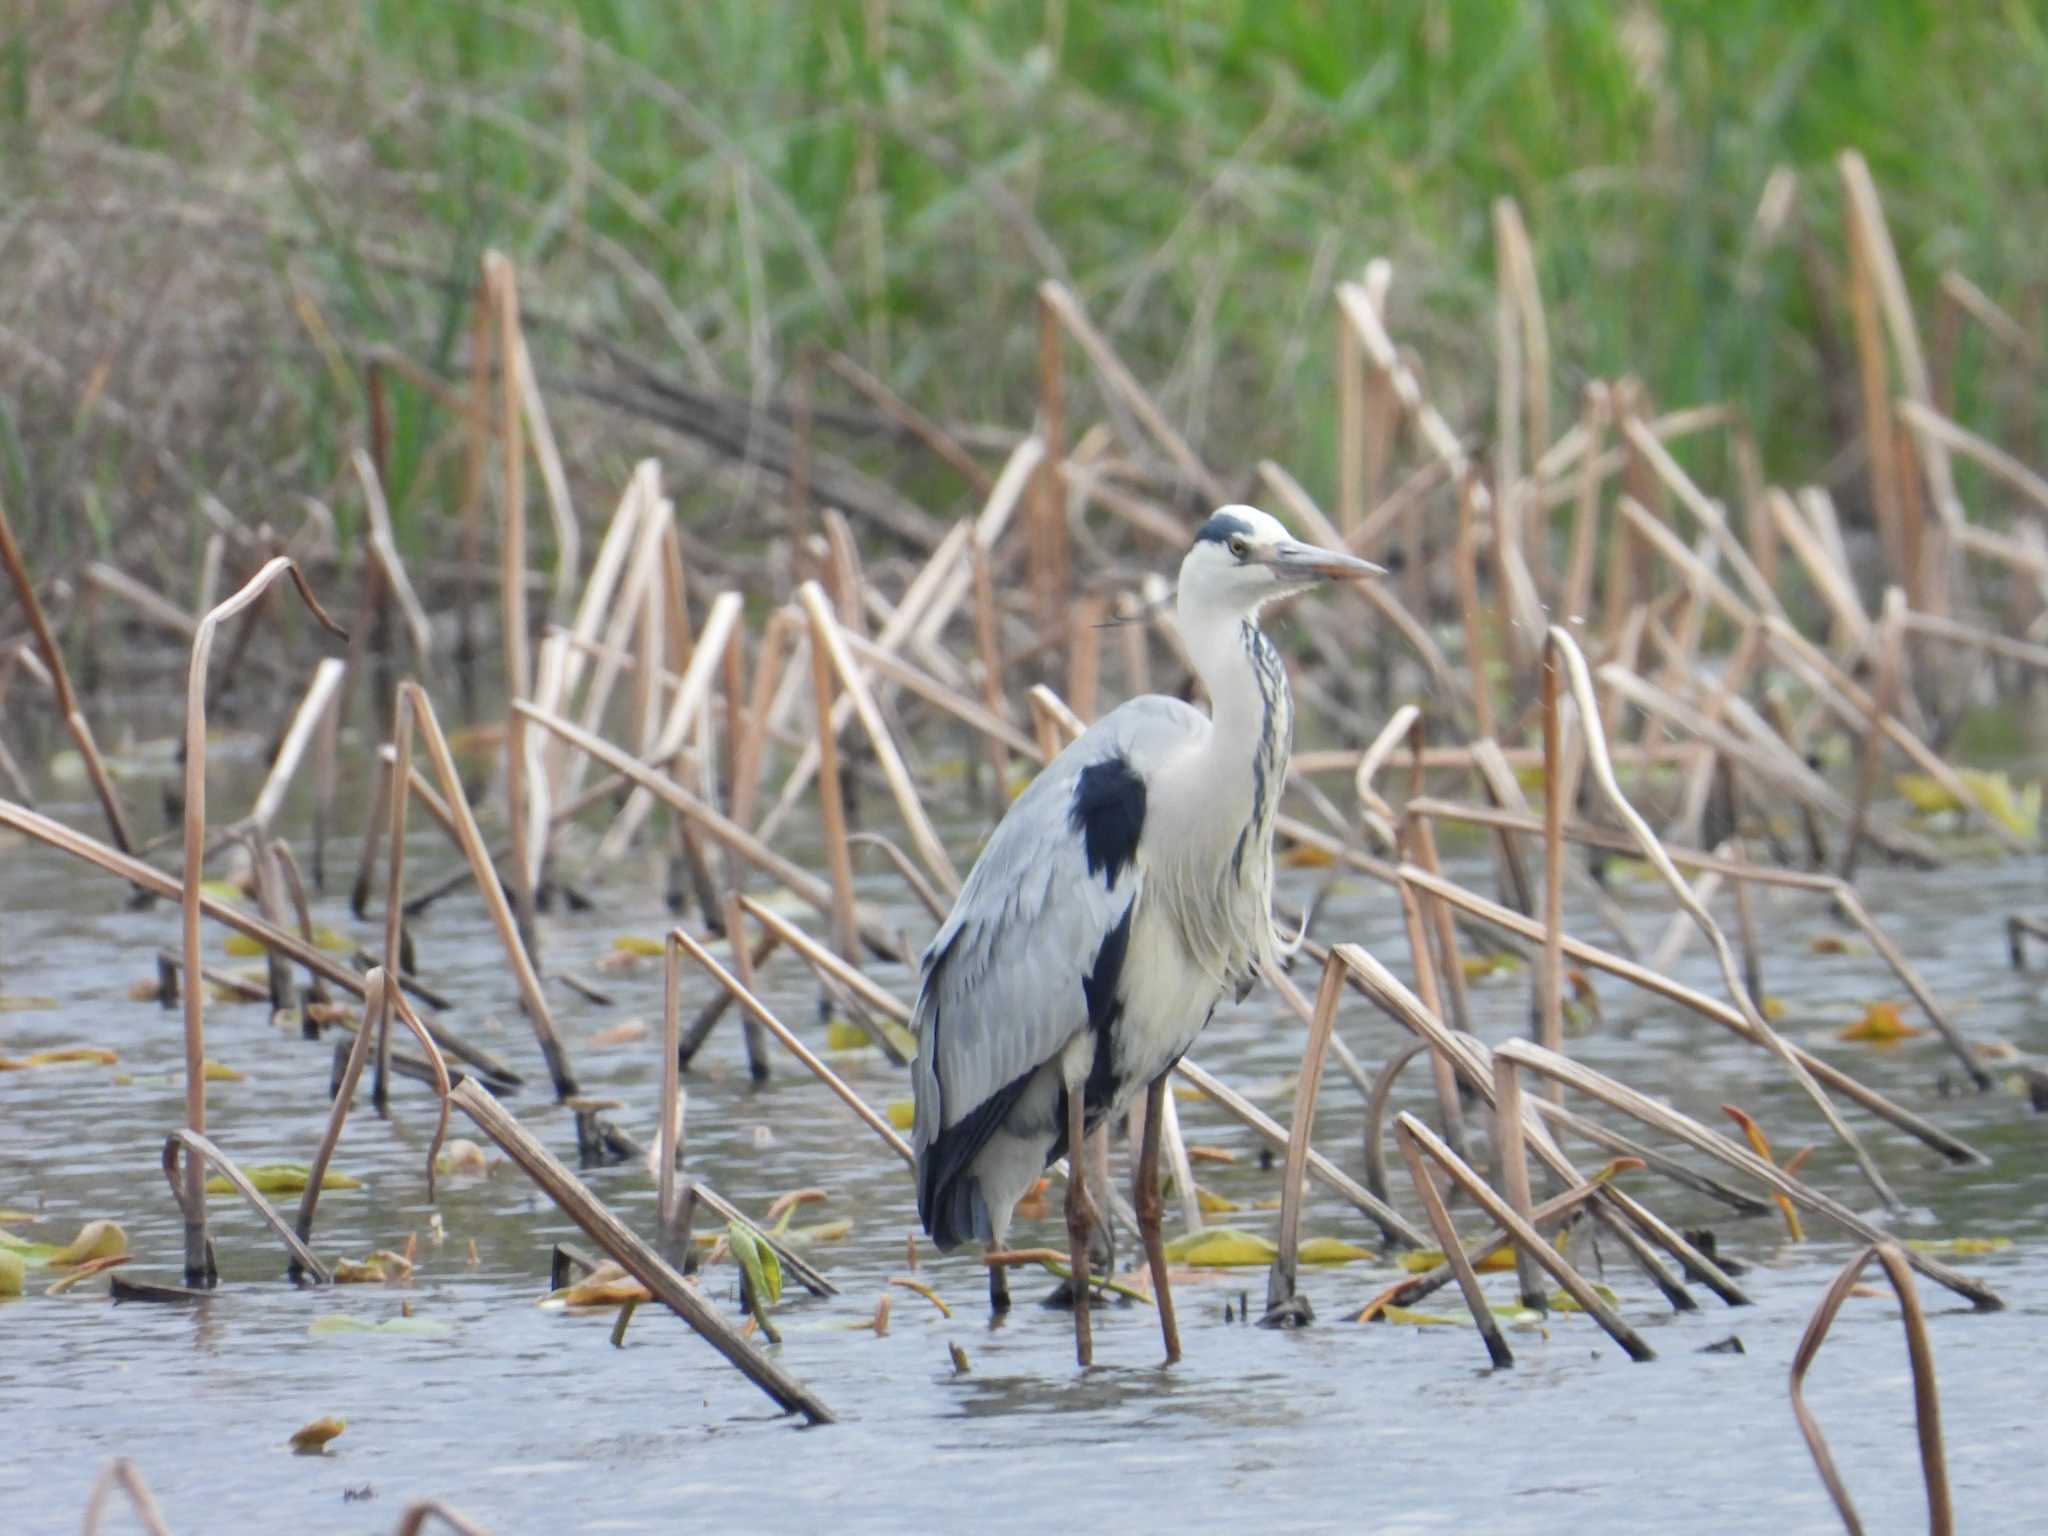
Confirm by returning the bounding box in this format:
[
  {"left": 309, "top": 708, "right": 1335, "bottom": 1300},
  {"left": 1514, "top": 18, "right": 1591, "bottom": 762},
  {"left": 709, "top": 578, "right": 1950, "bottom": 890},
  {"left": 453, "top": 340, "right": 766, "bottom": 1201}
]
[{"left": 1178, "top": 600, "right": 1272, "bottom": 747}]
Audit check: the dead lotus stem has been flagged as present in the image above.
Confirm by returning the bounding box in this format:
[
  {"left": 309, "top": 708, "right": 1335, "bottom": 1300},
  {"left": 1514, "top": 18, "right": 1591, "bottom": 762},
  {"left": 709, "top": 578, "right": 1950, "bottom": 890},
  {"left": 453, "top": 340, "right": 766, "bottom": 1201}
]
[
  {"left": 1265, "top": 952, "right": 1346, "bottom": 1319},
  {"left": 0, "top": 494, "right": 137, "bottom": 854},
  {"left": 294, "top": 968, "right": 451, "bottom": 1277},
  {"left": 738, "top": 893, "right": 912, "bottom": 1029},
  {"left": 1398, "top": 858, "right": 1984, "bottom": 1166},
  {"left": 182, "top": 556, "right": 345, "bottom": 1284},
  {"left": 80, "top": 1458, "right": 176, "bottom": 1536},
  {"left": 1496, "top": 1038, "right": 2001, "bottom": 1311},
  {"left": 397, "top": 681, "right": 578, "bottom": 1099},
  {"left": 389, "top": 1499, "right": 499, "bottom": 1536},
  {"left": 659, "top": 935, "right": 685, "bottom": 1237},
  {"left": 1559, "top": 618, "right": 1897, "bottom": 1206},
  {"left": 449, "top": 1077, "right": 833, "bottom": 1424},
  {"left": 162, "top": 1128, "right": 330, "bottom": 1284},
  {"left": 1393, "top": 1119, "right": 1513, "bottom": 1368},
  {"left": 1337, "top": 943, "right": 1739, "bottom": 1309},
  {"left": 668, "top": 925, "right": 914, "bottom": 1167},
  {"left": 486, "top": 251, "right": 541, "bottom": 953}
]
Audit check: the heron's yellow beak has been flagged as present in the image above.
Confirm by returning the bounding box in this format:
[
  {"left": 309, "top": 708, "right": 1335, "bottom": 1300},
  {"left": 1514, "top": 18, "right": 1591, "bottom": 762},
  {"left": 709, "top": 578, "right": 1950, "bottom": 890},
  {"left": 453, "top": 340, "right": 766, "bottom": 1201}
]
[{"left": 1267, "top": 540, "right": 1385, "bottom": 582}]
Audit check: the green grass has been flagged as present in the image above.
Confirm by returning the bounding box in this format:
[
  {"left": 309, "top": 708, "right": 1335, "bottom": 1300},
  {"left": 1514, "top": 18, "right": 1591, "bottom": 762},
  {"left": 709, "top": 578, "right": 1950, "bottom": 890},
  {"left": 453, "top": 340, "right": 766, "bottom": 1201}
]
[{"left": 5, "top": 0, "right": 2045, "bottom": 557}]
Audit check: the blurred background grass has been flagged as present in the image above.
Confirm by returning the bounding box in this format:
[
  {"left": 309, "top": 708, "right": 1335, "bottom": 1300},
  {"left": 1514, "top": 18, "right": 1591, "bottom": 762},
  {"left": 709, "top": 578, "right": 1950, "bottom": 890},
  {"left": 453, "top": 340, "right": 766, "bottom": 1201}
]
[{"left": 3, "top": 0, "right": 2043, "bottom": 562}]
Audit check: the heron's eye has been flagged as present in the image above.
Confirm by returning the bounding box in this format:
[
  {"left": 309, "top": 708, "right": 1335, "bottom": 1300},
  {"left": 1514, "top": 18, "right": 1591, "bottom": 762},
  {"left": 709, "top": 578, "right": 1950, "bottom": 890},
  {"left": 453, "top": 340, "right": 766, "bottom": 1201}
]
[{"left": 1227, "top": 535, "right": 1249, "bottom": 559}]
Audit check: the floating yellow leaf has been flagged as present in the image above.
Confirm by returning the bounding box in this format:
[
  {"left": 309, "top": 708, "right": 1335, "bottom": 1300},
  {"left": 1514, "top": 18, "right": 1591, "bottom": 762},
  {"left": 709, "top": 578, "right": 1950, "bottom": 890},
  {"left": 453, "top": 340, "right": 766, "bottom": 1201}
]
[
  {"left": 1279, "top": 843, "right": 1335, "bottom": 869},
  {"left": 1162, "top": 1227, "right": 1277, "bottom": 1267},
  {"left": 1838, "top": 1001, "right": 1919, "bottom": 1044},
  {"left": 1905, "top": 1236, "right": 2013, "bottom": 1257},
  {"left": 542, "top": 1261, "right": 651, "bottom": 1309},
  {"left": 0, "top": 1249, "right": 23, "bottom": 1297},
  {"left": 825, "top": 1019, "right": 871, "bottom": 1052},
  {"left": 612, "top": 935, "right": 665, "bottom": 958},
  {"left": 49, "top": 1220, "right": 127, "bottom": 1267},
  {"left": 207, "top": 1164, "right": 362, "bottom": 1196},
  {"left": 886, "top": 1099, "right": 916, "bottom": 1131},
  {"left": 1194, "top": 1184, "right": 1240, "bottom": 1215},
  {"left": 1396, "top": 1246, "right": 1517, "bottom": 1274},
  {"left": 0, "top": 1046, "right": 118, "bottom": 1071},
  {"left": 225, "top": 934, "right": 265, "bottom": 957},
  {"left": 0, "top": 1209, "right": 34, "bottom": 1223},
  {"left": 203, "top": 1060, "right": 245, "bottom": 1082},
  {"left": 1808, "top": 934, "right": 1867, "bottom": 956},
  {"left": 199, "top": 879, "right": 246, "bottom": 903},
  {"left": 332, "top": 1250, "right": 414, "bottom": 1284},
  {"left": 435, "top": 1139, "right": 489, "bottom": 1177},
  {"left": 1298, "top": 1237, "right": 1375, "bottom": 1265},
  {"left": 1762, "top": 996, "right": 1789, "bottom": 1021},
  {"left": 1187, "top": 1146, "right": 1237, "bottom": 1166},
  {"left": 289, "top": 1417, "right": 346, "bottom": 1455},
  {"left": 0, "top": 995, "right": 59, "bottom": 1013},
  {"left": 588, "top": 1018, "right": 649, "bottom": 1048}
]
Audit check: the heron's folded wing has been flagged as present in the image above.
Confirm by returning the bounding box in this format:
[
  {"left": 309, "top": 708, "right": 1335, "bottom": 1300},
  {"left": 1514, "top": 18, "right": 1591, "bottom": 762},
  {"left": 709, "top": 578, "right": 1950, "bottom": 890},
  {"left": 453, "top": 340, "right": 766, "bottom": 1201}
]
[{"left": 911, "top": 696, "right": 1202, "bottom": 1145}]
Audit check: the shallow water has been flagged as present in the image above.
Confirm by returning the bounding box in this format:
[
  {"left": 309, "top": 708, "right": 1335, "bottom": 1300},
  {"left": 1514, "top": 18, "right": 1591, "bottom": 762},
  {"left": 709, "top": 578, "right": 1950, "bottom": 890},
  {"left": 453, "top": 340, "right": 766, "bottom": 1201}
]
[{"left": 4, "top": 756, "right": 2046, "bottom": 1535}]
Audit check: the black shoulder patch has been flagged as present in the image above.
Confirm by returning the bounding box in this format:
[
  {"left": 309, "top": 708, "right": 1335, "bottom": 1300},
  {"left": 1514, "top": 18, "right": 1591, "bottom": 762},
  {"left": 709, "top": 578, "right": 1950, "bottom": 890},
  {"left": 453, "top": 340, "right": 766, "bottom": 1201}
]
[
  {"left": 1193, "top": 509, "right": 1255, "bottom": 546},
  {"left": 1068, "top": 755, "right": 1146, "bottom": 888}
]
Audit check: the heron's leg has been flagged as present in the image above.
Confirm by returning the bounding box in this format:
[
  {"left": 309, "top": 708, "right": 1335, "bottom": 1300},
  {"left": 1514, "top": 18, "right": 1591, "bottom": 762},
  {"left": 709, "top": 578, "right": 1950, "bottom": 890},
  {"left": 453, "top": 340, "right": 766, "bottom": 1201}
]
[
  {"left": 1064, "top": 1089, "right": 1097, "bottom": 1367},
  {"left": 1136, "top": 1073, "right": 1182, "bottom": 1364},
  {"left": 987, "top": 1243, "right": 1011, "bottom": 1313},
  {"left": 1085, "top": 1122, "right": 1116, "bottom": 1277}
]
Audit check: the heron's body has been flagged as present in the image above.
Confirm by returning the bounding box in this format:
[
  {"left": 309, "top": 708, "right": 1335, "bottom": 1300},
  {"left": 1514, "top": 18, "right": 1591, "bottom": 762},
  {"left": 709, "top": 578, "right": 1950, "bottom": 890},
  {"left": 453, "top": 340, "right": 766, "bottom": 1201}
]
[{"left": 907, "top": 505, "right": 1377, "bottom": 1362}]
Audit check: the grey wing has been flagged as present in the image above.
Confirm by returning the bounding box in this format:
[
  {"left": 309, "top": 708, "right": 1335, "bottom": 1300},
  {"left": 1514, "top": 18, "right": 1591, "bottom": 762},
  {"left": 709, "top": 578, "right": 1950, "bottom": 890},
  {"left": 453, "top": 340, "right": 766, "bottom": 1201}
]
[{"left": 910, "top": 696, "right": 1202, "bottom": 1234}]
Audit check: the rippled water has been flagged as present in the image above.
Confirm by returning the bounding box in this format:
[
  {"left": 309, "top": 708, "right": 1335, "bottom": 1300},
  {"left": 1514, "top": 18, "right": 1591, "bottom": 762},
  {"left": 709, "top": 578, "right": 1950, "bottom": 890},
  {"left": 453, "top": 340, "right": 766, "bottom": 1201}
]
[{"left": 4, "top": 749, "right": 2045, "bottom": 1534}]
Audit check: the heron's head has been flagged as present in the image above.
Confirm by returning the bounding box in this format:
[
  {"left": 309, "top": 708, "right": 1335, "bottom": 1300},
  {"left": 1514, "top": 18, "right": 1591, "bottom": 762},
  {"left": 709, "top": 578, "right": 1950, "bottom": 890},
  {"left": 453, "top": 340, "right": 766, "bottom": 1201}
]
[{"left": 1176, "top": 504, "right": 1383, "bottom": 622}]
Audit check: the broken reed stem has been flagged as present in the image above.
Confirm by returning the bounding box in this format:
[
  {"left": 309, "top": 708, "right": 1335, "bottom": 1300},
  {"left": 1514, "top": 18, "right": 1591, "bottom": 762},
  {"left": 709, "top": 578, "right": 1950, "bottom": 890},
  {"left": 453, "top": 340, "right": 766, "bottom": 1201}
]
[
  {"left": 1394, "top": 1117, "right": 1513, "bottom": 1368},
  {"left": 1495, "top": 1038, "right": 1999, "bottom": 1310},
  {"left": 248, "top": 658, "right": 346, "bottom": 838},
  {"left": 1538, "top": 644, "right": 1566, "bottom": 1093},
  {"left": 293, "top": 969, "right": 452, "bottom": 1277},
  {"left": 1400, "top": 1111, "right": 1654, "bottom": 1361},
  {"left": 1266, "top": 952, "right": 1344, "bottom": 1316},
  {"left": 181, "top": 557, "right": 345, "bottom": 1285},
  {"left": 448, "top": 1076, "right": 833, "bottom": 1423},
  {"left": 396, "top": 682, "right": 578, "bottom": 1099},
  {"left": 667, "top": 926, "right": 914, "bottom": 1166},
  {"left": 659, "top": 931, "right": 684, "bottom": 1241},
  {"left": 1790, "top": 1242, "right": 1953, "bottom": 1536}
]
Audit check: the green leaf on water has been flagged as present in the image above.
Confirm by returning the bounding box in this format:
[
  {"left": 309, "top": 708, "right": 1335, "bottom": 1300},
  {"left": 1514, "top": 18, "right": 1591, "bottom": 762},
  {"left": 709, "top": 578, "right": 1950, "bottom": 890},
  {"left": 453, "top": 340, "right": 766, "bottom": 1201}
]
[
  {"left": 728, "top": 1221, "right": 782, "bottom": 1308},
  {"left": 1905, "top": 1236, "right": 2013, "bottom": 1257},
  {"left": 1162, "top": 1226, "right": 1277, "bottom": 1267},
  {"left": 0, "top": 1248, "right": 24, "bottom": 1296},
  {"left": 1380, "top": 1305, "right": 1464, "bottom": 1326}
]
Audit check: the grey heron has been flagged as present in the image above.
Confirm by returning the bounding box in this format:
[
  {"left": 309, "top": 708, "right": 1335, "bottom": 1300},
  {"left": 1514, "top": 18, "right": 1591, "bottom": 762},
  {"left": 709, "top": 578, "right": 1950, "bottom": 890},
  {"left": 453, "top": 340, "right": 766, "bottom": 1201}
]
[{"left": 910, "top": 504, "right": 1381, "bottom": 1366}]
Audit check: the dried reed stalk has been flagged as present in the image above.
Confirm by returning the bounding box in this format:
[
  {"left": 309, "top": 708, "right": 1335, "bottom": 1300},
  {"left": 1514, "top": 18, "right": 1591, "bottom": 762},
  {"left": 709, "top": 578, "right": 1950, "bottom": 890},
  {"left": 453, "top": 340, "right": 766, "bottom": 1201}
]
[
  {"left": 393, "top": 682, "right": 578, "bottom": 1099},
  {"left": 1494, "top": 1039, "right": 1999, "bottom": 1310},
  {"left": 667, "top": 926, "right": 914, "bottom": 1167},
  {"left": 180, "top": 557, "right": 345, "bottom": 1283},
  {"left": 1264, "top": 952, "right": 1345, "bottom": 1319}
]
